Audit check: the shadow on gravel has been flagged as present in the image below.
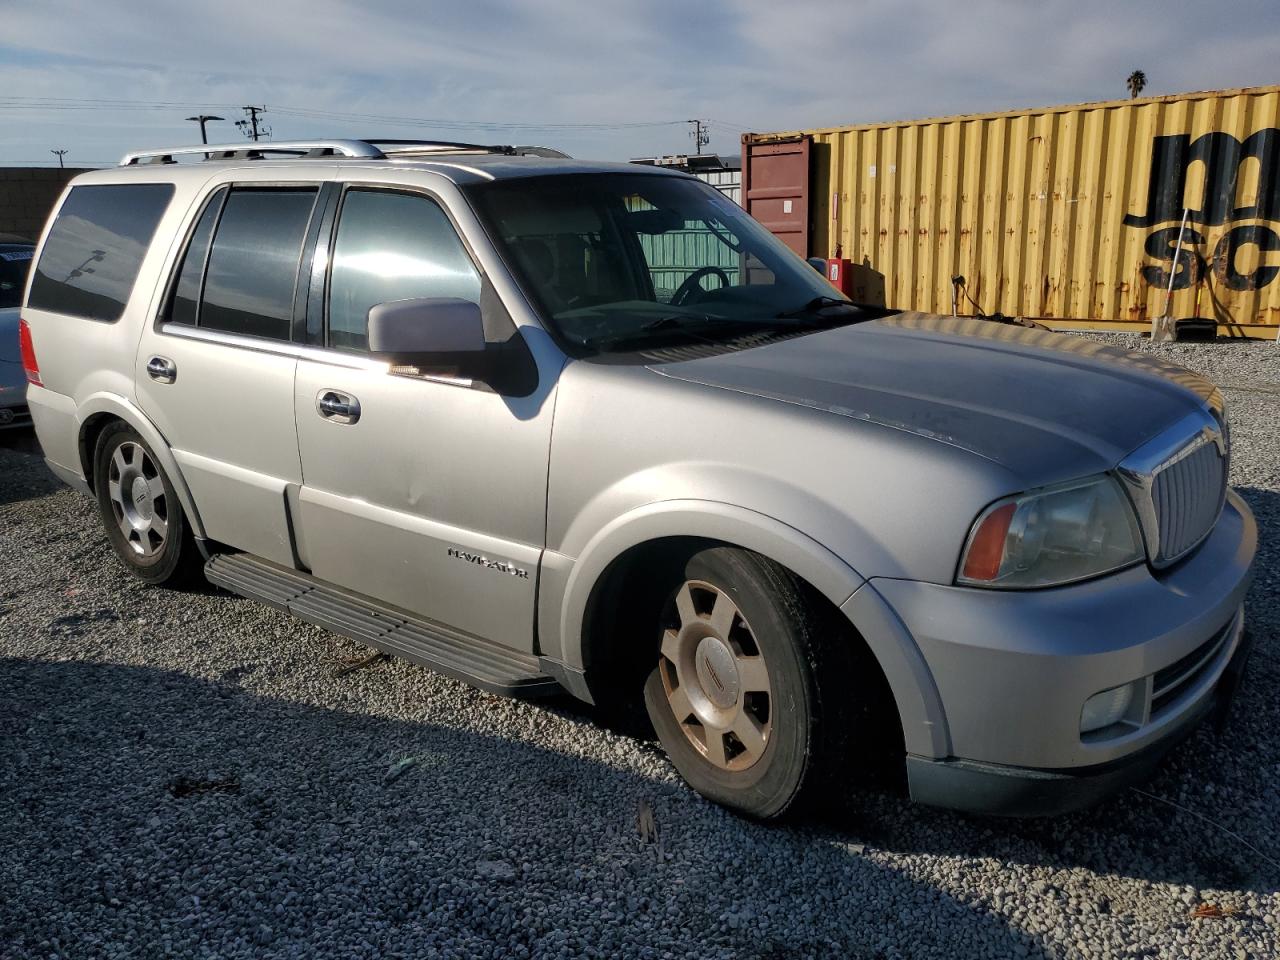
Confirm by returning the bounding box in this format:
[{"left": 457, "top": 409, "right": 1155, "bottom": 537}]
[
  {"left": 816, "top": 485, "right": 1280, "bottom": 901},
  {"left": 0, "top": 656, "right": 1053, "bottom": 960},
  {"left": 0, "top": 435, "right": 60, "bottom": 507}
]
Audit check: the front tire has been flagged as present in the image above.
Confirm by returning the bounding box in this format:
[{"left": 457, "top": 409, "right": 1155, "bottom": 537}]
[
  {"left": 642, "top": 546, "right": 859, "bottom": 820},
  {"left": 93, "top": 422, "right": 201, "bottom": 586}
]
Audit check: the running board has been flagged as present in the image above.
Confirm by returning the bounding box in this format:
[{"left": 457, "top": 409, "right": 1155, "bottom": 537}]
[{"left": 204, "top": 553, "right": 560, "bottom": 698}]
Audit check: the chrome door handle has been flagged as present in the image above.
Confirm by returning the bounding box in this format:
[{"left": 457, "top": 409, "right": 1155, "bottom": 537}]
[
  {"left": 146, "top": 356, "right": 177, "bottom": 384},
  {"left": 316, "top": 389, "right": 360, "bottom": 424}
]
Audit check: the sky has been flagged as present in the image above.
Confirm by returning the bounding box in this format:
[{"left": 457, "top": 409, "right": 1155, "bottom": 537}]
[{"left": 0, "top": 0, "right": 1277, "bottom": 167}]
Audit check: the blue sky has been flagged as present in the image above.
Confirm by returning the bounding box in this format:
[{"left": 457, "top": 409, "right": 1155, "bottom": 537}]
[{"left": 1, "top": 0, "right": 1277, "bottom": 167}]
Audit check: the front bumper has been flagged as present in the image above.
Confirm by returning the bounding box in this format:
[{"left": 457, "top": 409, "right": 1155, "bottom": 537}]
[
  {"left": 905, "top": 619, "right": 1252, "bottom": 816},
  {"left": 870, "top": 489, "right": 1256, "bottom": 813}
]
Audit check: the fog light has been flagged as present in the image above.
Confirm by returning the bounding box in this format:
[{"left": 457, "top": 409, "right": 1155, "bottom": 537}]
[{"left": 1080, "top": 682, "right": 1138, "bottom": 734}]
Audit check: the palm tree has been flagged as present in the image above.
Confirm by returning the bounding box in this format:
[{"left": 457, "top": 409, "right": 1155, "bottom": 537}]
[{"left": 1127, "top": 70, "right": 1147, "bottom": 99}]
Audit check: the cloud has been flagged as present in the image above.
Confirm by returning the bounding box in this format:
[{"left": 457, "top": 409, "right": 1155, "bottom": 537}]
[{"left": 0, "top": 0, "right": 1276, "bottom": 165}]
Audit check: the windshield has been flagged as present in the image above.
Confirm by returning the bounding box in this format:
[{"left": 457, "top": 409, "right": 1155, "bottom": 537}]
[
  {"left": 466, "top": 173, "right": 874, "bottom": 352},
  {"left": 0, "top": 246, "right": 34, "bottom": 309}
]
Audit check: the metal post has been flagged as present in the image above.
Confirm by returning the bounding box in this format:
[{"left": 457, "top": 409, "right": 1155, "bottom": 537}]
[{"left": 186, "top": 115, "right": 225, "bottom": 144}]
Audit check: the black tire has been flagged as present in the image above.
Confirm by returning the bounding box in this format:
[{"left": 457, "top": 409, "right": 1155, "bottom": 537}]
[
  {"left": 93, "top": 421, "right": 201, "bottom": 587},
  {"left": 642, "top": 546, "right": 865, "bottom": 820}
]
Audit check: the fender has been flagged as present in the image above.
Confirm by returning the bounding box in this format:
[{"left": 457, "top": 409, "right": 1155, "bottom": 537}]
[
  {"left": 543, "top": 498, "right": 949, "bottom": 758},
  {"left": 547, "top": 500, "right": 865, "bottom": 675},
  {"left": 75, "top": 391, "right": 208, "bottom": 541},
  {"left": 841, "top": 582, "right": 951, "bottom": 758}
]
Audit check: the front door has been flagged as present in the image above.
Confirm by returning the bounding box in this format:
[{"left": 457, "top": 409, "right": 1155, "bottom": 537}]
[{"left": 292, "top": 184, "right": 557, "bottom": 652}]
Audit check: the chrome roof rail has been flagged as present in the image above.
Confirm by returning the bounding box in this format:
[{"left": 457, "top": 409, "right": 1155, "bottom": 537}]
[
  {"left": 119, "top": 140, "right": 387, "bottom": 166},
  {"left": 119, "top": 139, "right": 573, "bottom": 166},
  {"left": 368, "top": 140, "right": 572, "bottom": 159}
]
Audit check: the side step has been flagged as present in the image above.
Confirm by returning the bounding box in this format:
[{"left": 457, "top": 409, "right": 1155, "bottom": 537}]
[{"left": 205, "top": 553, "right": 561, "bottom": 698}]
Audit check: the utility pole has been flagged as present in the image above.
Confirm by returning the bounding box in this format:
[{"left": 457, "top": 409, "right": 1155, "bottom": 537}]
[
  {"left": 236, "top": 105, "right": 269, "bottom": 142},
  {"left": 51, "top": 149, "right": 68, "bottom": 168},
  {"left": 185, "top": 115, "right": 225, "bottom": 144},
  {"left": 687, "top": 119, "right": 710, "bottom": 155}
]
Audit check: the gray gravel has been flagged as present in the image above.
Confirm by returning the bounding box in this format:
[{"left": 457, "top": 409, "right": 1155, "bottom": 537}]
[{"left": 1, "top": 335, "right": 1278, "bottom": 960}]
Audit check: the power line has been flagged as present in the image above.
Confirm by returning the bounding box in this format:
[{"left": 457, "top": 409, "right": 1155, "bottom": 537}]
[
  {"left": 236, "top": 105, "right": 269, "bottom": 142},
  {"left": 687, "top": 119, "right": 710, "bottom": 153},
  {"left": 0, "top": 95, "right": 697, "bottom": 134}
]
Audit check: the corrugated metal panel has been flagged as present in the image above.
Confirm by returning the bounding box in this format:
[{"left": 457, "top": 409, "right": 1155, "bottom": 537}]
[
  {"left": 639, "top": 228, "right": 740, "bottom": 300},
  {"left": 626, "top": 192, "right": 741, "bottom": 300},
  {"left": 695, "top": 169, "right": 742, "bottom": 204},
  {"left": 747, "top": 85, "right": 1280, "bottom": 333}
]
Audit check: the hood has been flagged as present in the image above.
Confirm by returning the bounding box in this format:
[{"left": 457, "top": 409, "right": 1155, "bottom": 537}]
[{"left": 649, "top": 312, "right": 1217, "bottom": 485}]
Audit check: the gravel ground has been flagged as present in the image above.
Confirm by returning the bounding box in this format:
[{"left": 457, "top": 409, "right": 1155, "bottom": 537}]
[{"left": 1, "top": 335, "right": 1277, "bottom": 960}]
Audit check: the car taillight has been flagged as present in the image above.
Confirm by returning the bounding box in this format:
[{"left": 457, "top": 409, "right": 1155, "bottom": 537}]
[{"left": 18, "top": 318, "right": 42, "bottom": 386}]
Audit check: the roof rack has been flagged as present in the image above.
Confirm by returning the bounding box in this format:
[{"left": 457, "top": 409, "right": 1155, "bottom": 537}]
[{"left": 119, "top": 138, "right": 570, "bottom": 166}]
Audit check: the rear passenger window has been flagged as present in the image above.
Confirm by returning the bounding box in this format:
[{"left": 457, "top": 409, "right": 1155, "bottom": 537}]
[
  {"left": 165, "top": 188, "right": 226, "bottom": 326},
  {"left": 27, "top": 183, "right": 174, "bottom": 322},
  {"left": 328, "top": 189, "right": 481, "bottom": 351},
  {"left": 200, "top": 188, "right": 317, "bottom": 340}
]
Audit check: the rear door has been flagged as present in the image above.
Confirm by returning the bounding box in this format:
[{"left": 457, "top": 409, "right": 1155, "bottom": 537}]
[
  {"left": 290, "top": 179, "right": 556, "bottom": 652},
  {"left": 136, "top": 176, "right": 331, "bottom": 566}
]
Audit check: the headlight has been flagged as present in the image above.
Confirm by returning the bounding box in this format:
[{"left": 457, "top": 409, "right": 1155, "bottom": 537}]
[{"left": 957, "top": 475, "right": 1144, "bottom": 588}]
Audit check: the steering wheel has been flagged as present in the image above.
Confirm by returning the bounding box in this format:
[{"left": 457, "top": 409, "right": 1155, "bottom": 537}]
[{"left": 671, "top": 266, "right": 730, "bottom": 306}]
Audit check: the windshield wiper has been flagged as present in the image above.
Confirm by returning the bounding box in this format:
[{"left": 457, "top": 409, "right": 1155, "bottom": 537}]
[
  {"left": 586, "top": 314, "right": 752, "bottom": 350},
  {"left": 774, "top": 295, "right": 865, "bottom": 321},
  {"left": 640, "top": 312, "right": 724, "bottom": 331}
]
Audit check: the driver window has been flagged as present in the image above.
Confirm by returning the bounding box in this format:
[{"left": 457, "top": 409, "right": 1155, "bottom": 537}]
[{"left": 327, "top": 189, "right": 481, "bottom": 351}]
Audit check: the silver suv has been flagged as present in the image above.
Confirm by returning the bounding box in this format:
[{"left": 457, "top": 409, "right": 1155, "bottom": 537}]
[{"left": 19, "top": 139, "right": 1256, "bottom": 818}]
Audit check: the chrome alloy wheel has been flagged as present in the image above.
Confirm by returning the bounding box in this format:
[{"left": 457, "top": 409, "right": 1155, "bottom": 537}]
[
  {"left": 106, "top": 441, "right": 169, "bottom": 558},
  {"left": 658, "top": 580, "right": 772, "bottom": 771}
]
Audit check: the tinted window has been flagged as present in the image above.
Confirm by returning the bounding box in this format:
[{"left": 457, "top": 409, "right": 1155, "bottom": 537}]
[
  {"left": 201, "top": 188, "right": 317, "bottom": 340},
  {"left": 328, "top": 189, "right": 481, "bottom": 350},
  {"left": 27, "top": 184, "right": 174, "bottom": 322},
  {"left": 164, "top": 189, "right": 226, "bottom": 326},
  {"left": 0, "top": 245, "right": 34, "bottom": 308}
]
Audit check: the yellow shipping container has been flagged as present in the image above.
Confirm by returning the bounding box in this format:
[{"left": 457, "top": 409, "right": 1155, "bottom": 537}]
[{"left": 746, "top": 85, "right": 1280, "bottom": 336}]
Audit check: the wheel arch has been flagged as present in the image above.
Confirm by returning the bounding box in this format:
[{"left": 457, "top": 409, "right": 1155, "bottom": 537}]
[
  {"left": 552, "top": 499, "right": 947, "bottom": 760},
  {"left": 557, "top": 501, "right": 865, "bottom": 672},
  {"left": 75, "top": 392, "right": 208, "bottom": 540}
]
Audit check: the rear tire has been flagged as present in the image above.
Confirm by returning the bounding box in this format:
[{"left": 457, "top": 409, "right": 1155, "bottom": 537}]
[
  {"left": 642, "top": 546, "right": 861, "bottom": 820},
  {"left": 93, "top": 422, "right": 201, "bottom": 587}
]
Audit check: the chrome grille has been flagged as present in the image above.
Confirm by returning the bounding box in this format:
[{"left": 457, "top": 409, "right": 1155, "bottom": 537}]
[
  {"left": 1150, "top": 437, "right": 1227, "bottom": 564},
  {"left": 1118, "top": 407, "right": 1229, "bottom": 569}
]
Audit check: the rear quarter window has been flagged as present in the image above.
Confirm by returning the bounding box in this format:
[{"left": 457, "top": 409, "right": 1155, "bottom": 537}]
[{"left": 27, "top": 183, "right": 175, "bottom": 322}]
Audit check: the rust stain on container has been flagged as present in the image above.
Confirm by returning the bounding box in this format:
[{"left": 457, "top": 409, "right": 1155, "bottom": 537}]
[{"left": 743, "top": 85, "right": 1280, "bottom": 335}]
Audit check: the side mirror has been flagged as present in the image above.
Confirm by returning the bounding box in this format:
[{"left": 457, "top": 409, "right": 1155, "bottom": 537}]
[
  {"left": 367, "top": 297, "right": 488, "bottom": 378},
  {"left": 806, "top": 257, "right": 828, "bottom": 275}
]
